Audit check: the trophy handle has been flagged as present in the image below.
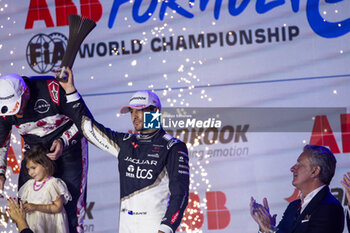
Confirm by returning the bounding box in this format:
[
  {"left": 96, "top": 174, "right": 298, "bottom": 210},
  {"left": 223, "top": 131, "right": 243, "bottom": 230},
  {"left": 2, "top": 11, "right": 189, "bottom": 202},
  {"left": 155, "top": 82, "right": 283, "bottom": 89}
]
[{"left": 56, "top": 66, "right": 68, "bottom": 82}]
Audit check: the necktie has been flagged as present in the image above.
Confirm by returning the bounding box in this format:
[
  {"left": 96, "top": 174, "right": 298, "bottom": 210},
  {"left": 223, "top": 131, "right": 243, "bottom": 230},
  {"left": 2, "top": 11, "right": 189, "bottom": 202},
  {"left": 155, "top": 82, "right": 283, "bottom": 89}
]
[{"left": 294, "top": 200, "right": 302, "bottom": 221}]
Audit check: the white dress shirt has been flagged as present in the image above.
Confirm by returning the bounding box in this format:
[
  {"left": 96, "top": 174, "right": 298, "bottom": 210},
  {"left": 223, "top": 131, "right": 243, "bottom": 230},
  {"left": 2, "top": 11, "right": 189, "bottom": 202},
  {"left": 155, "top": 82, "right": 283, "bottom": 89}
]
[{"left": 300, "top": 185, "right": 326, "bottom": 214}]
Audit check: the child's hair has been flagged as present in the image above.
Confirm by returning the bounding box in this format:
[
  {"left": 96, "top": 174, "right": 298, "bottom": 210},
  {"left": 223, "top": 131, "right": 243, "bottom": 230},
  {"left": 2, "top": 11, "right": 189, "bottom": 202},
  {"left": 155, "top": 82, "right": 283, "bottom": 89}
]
[{"left": 23, "top": 145, "right": 55, "bottom": 176}]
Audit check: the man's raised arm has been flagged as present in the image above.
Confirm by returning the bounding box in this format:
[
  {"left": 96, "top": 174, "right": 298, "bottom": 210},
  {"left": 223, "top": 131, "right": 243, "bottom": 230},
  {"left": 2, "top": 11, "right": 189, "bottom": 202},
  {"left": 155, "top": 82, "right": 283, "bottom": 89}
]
[{"left": 57, "top": 68, "right": 122, "bottom": 157}]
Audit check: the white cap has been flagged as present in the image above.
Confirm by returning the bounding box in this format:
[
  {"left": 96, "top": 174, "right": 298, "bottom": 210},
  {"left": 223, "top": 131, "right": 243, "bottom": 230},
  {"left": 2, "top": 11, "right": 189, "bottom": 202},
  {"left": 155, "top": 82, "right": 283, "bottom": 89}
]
[
  {"left": 120, "top": 90, "right": 161, "bottom": 114},
  {"left": 0, "top": 73, "right": 27, "bottom": 116}
]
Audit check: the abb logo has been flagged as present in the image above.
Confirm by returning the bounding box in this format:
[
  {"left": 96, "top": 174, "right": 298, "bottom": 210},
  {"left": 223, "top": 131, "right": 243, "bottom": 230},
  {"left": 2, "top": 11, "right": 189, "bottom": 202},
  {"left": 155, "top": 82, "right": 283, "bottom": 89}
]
[
  {"left": 179, "top": 191, "right": 230, "bottom": 231},
  {"left": 6, "top": 138, "right": 24, "bottom": 174},
  {"left": 7, "top": 146, "right": 21, "bottom": 174},
  {"left": 25, "top": 0, "right": 102, "bottom": 29},
  {"left": 309, "top": 114, "right": 350, "bottom": 154}
]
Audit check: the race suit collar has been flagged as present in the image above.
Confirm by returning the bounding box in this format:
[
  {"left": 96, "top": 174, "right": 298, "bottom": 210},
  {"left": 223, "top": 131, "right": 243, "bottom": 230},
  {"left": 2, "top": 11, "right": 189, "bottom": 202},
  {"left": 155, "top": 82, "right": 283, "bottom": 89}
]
[{"left": 137, "top": 127, "right": 163, "bottom": 141}]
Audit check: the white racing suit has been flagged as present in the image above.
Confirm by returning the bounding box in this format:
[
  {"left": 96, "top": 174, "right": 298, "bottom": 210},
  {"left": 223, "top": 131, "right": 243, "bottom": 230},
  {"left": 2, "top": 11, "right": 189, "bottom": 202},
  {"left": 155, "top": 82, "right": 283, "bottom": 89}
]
[{"left": 65, "top": 92, "right": 189, "bottom": 233}]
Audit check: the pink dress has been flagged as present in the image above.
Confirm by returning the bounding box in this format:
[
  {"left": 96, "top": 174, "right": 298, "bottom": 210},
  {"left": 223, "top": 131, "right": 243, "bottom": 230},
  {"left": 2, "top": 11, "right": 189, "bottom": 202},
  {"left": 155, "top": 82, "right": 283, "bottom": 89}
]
[{"left": 18, "top": 177, "right": 72, "bottom": 233}]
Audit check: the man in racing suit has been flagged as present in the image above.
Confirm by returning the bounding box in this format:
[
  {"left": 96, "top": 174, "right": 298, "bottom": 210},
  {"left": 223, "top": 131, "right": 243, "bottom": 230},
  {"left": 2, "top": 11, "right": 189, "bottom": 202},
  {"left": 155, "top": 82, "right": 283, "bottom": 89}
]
[
  {"left": 0, "top": 73, "right": 88, "bottom": 233},
  {"left": 59, "top": 69, "right": 189, "bottom": 233}
]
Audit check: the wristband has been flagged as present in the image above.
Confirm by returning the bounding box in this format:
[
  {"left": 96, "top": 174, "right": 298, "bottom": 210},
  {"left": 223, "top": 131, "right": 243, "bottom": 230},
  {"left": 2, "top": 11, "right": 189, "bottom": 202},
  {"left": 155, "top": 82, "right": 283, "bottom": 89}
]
[{"left": 66, "top": 90, "right": 77, "bottom": 95}]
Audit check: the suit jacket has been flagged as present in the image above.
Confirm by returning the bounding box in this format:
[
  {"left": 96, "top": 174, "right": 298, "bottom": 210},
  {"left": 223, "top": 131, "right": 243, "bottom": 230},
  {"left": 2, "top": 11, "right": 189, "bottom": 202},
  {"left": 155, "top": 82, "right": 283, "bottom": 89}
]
[{"left": 277, "top": 186, "right": 344, "bottom": 233}]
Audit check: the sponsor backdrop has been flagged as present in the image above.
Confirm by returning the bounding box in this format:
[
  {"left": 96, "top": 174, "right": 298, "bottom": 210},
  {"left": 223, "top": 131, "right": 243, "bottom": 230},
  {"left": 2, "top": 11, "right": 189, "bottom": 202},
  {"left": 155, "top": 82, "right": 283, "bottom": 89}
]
[{"left": 0, "top": 0, "right": 350, "bottom": 232}]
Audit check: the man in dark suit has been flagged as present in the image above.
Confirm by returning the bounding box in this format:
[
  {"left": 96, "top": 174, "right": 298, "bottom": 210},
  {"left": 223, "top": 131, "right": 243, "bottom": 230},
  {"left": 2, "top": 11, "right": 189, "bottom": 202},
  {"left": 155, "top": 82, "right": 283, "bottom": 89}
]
[
  {"left": 250, "top": 144, "right": 344, "bottom": 233},
  {"left": 341, "top": 172, "right": 350, "bottom": 231}
]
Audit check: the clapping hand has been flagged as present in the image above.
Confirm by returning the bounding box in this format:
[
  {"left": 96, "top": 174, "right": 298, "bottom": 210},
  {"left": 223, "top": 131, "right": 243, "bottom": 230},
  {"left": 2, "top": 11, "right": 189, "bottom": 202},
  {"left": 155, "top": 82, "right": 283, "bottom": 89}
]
[
  {"left": 6, "top": 198, "right": 30, "bottom": 232},
  {"left": 341, "top": 172, "right": 350, "bottom": 208},
  {"left": 250, "top": 197, "right": 277, "bottom": 232}
]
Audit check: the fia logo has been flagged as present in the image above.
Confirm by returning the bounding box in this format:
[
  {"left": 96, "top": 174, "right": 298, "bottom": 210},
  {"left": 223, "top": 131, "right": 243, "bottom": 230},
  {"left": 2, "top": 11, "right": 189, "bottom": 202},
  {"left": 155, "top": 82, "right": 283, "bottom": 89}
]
[
  {"left": 26, "top": 32, "right": 67, "bottom": 74},
  {"left": 143, "top": 110, "right": 161, "bottom": 129}
]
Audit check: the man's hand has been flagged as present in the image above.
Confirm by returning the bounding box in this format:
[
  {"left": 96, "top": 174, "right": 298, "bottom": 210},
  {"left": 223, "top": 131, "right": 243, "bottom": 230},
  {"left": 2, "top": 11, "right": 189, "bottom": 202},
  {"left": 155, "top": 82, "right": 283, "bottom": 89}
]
[
  {"left": 250, "top": 197, "right": 261, "bottom": 223},
  {"left": 341, "top": 172, "right": 350, "bottom": 208},
  {"left": 250, "top": 197, "right": 277, "bottom": 232},
  {"left": 0, "top": 174, "right": 5, "bottom": 198},
  {"left": 47, "top": 139, "right": 63, "bottom": 160},
  {"left": 262, "top": 198, "right": 277, "bottom": 227},
  {"left": 55, "top": 67, "right": 76, "bottom": 94}
]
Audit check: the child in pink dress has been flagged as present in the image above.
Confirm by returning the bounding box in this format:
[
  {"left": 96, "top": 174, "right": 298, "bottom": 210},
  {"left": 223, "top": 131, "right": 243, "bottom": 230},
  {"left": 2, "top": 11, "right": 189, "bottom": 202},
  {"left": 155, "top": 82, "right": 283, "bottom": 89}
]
[{"left": 18, "top": 145, "right": 71, "bottom": 233}]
